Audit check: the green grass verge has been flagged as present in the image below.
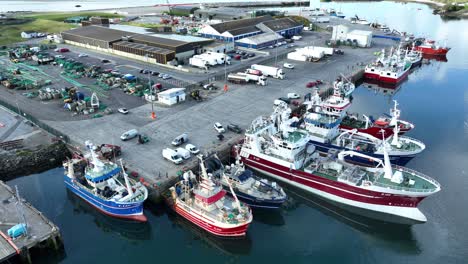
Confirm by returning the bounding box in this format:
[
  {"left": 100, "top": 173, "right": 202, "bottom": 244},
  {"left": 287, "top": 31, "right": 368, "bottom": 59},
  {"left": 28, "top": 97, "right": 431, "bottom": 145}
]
[
  {"left": 0, "top": 19, "right": 74, "bottom": 46},
  {"left": 0, "top": 11, "right": 124, "bottom": 46},
  {"left": 24, "top": 12, "right": 123, "bottom": 22},
  {"left": 122, "top": 22, "right": 170, "bottom": 28}
]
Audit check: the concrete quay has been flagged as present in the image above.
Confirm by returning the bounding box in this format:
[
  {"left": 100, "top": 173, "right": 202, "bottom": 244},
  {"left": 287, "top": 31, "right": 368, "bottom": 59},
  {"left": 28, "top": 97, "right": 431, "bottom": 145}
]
[{"left": 0, "top": 181, "right": 61, "bottom": 263}]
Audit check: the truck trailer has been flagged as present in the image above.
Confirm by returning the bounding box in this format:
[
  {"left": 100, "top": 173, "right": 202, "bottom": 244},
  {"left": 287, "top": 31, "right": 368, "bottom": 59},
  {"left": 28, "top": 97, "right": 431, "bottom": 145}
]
[
  {"left": 227, "top": 73, "right": 267, "bottom": 86},
  {"left": 250, "top": 64, "right": 285, "bottom": 79}
]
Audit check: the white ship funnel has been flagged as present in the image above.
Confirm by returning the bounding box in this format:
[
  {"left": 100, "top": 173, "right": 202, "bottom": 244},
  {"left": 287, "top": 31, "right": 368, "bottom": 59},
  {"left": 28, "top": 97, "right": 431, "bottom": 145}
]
[{"left": 67, "top": 160, "right": 75, "bottom": 179}]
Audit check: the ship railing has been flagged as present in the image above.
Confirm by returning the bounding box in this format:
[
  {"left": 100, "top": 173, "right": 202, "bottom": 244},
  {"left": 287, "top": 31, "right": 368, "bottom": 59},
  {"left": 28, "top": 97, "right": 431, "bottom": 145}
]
[
  {"left": 398, "top": 136, "right": 425, "bottom": 147},
  {"left": 393, "top": 165, "right": 441, "bottom": 189},
  {"left": 372, "top": 168, "right": 440, "bottom": 193}
]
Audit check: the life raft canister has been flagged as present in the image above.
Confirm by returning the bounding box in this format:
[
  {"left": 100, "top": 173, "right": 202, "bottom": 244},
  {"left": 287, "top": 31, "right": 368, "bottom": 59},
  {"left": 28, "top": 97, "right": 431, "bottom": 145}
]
[{"left": 374, "top": 119, "right": 389, "bottom": 126}]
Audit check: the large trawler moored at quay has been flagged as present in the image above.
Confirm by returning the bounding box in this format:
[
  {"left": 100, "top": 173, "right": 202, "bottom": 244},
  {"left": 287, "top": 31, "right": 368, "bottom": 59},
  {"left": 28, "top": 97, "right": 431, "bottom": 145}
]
[
  {"left": 63, "top": 141, "right": 148, "bottom": 222},
  {"left": 234, "top": 104, "right": 440, "bottom": 224}
]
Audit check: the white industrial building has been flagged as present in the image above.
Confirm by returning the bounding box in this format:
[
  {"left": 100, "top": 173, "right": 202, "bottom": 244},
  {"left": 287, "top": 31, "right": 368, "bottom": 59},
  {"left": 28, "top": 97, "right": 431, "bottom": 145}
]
[
  {"left": 158, "top": 88, "right": 186, "bottom": 106},
  {"left": 236, "top": 32, "right": 284, "bottom": 49},
  {"left": 331, "top": 25, "right": 373, "bottom": 48}
]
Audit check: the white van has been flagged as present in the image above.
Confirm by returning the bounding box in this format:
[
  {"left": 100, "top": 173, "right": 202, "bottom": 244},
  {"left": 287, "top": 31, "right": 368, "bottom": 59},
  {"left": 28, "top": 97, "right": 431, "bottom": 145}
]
[
  {"left": 171, "top": 133, "right": 188, "bottom": 146},
  {"left": 162, "top": 148, "right": 183, "bottom": 164},
  {"left": 176, "top": 148, "right": 191, "bottom": 160},
  {"left": 120, "top": 129, "right": 138, "bottom": 141}
]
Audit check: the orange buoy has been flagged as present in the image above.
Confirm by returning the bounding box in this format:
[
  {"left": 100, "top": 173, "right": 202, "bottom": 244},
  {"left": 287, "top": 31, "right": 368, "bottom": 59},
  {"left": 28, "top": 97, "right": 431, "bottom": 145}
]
[
  {"left": 151, "top": 112, "right": 156, "bottom": 119},
  {"left": 224, "top": 84, "right": 228, "bottom": 92}
]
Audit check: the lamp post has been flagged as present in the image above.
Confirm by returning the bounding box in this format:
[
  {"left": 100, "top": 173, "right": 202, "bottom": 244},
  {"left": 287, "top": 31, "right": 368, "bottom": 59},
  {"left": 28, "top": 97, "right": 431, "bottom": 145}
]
[{"left": 146, "top": 54, "right": 155, "bottom": 119}]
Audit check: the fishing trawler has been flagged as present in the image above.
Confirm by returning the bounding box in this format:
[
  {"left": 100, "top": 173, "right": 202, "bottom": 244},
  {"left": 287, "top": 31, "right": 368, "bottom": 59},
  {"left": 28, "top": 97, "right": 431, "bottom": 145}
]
[
  {"left": 165, "top": 155, "right": 253, "bottom": 237},
  {"left": 302, "top": 93, "right": 424, "bottom": 166},
  {"left": 63, "top": 141, "right": 148, "bottom": 221},
  {"left": 415, "top": 39, "right": 450, "bottom": 56},
  {"left": 203, "top": 154, "right": 287, "bottom": 209},
  {"left": 234, "top": 105, "right": 440, "bottom": 224},
  {"left": 364, "top": 48, "right": 412, "bottom": 84},
  {"left": 340, "top": 100, "right": 415, "bottom": 139}
]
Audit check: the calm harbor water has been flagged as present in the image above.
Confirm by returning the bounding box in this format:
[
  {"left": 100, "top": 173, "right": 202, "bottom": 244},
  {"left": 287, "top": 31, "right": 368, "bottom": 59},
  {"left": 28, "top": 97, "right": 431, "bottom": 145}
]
[{"left": 5, "top": 1, "right": 468, "bottom": 263}]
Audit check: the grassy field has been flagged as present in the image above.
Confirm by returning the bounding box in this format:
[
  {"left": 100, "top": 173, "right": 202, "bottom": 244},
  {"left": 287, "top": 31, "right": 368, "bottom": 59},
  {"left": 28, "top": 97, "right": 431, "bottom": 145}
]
[
  {"left": 0, "top": 19, "right": 74, "bottom": 46},
  {"left": 122, "top": 22, "right": 169, "bottom": 28},
  {"left": 24, "top": 12, "right": 123, "bottom": 22},
  {"left": 0, "top": 12, "right": 124, "bottom": 46}
]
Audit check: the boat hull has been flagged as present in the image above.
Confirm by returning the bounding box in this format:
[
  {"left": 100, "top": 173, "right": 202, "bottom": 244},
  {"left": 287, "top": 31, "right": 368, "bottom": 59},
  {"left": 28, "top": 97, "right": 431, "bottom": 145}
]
[
  {"left": 415, "top": 46, "right": 449, "bottom": 56},
  {"left": 310, "top": 140, "right": 415, "bottom": 166},
  {"left": 339, "top": 124, "right": 411, "bottom": 139},
  {"left": 364, "top": 67, "right": 410, "bottom": 84},
  {"left": 64, "top": 176, "right": 147, "bottom": 222},
  {"left": 222, "top": 186, "right": 286, "bottom": 209},
  {"left": 173, "top": 203, "right": 250, "bottom": 237},
  {"left": 240, "top": 154, "right": 429, "bottom": 224}
]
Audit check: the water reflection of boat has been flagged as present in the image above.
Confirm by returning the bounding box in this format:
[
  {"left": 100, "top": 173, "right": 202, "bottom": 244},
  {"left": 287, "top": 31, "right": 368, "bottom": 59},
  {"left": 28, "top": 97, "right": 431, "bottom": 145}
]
[
  {"left": 66, "top": 190, "right": 152, "bottom": 241},
  {"left": 250, "top": 208, "right": 285, "bottom": 226},
  {"left": 284, "top": 185, "right": 421, "bottom": 254},
  {"left": 422, "top": 53, "right": 448, "bottom": 62},
  {"left": 165, "top": 209, "right": 253, "bottom": 255},
  {"left": 362, "top": 77, "right": 405, "bottom": 91}
]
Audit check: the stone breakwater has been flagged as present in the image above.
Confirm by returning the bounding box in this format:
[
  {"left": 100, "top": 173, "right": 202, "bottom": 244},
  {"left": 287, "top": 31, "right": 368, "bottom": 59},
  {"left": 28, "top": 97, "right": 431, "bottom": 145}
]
[{"left": 0, "top": 141, "right": 70, "bottom": 180}]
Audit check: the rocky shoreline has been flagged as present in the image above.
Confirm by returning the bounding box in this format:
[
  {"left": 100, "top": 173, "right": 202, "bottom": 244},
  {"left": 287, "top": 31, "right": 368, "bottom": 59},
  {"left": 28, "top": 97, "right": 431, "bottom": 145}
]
[{"left": 0, "top": 141, "right": 70, "bottom": 180}]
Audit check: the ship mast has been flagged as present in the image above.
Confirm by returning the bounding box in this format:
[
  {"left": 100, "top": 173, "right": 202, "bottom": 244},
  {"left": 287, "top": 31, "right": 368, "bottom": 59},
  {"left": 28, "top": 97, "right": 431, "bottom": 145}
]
[
  {"left": 381, "top": 131, "right": 393, "bottom": 180},
  {"left": 119, "top": 159, "right": 134, "bottom": 196}
]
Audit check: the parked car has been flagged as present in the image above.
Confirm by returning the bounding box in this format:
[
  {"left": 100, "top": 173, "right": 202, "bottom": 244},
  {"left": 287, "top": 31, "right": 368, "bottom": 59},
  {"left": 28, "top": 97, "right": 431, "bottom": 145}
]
[
  {"left": 306, "top": 80, "right": 323, "bottom": 88},
  {"left": 203, "top": 83, "right": 216, "bottom": 90},
  {"left": 162, "top": 74, "right": 171, "bottom": 80},
  {"left": 278, "top": 97, "right": 291, "bottom": 104},
  {"left": 55, "top": 48, "right": 69, "bottom": 53},
  {"left": 334, "top": 49, "right": 344, "bottom": 55},
  {"left": 185, "top": 144, "right": 200, "bottom": 154},
  {"left": 158, "top": 73, "right": 165, "bottom": 78},
  {"left": 101, "top": 59, "right": 110, "bottom": 63},
  {"left": 120, "top": 129, "right": 138, "bottom": 141},
  {"left": 287, "top": 93, "right": 300, "bottom": 99},
  {"left": 233, "top": 55, "right": 241, "bottom": 60},
  {"left": 117, "top": 108, "right": 129, "bottom": 114},
  {"left": 241, "top": 55, "right": 249, "bottom": 60},
  {"left": 172, "top": 133, "right": 188, "bottom": 146},
  {"left": 151, "top": 71, "right": 159, "bottom": 76},
  {"left": 214, "top": 122, "right": 225, "bottom": 133},
  {"left": 287, "top": 44, "right": 295, "bottom": 48},
  {"left": 142, "top": 69, "right": 151, "bottom": 74},
  {"left": 283, "top": 63, "right": 295, "bottom": 69},
  {"left": 248, "top": 53, "right": 255, "bottom": 58},
  {"left": 227, "top": 123, "right": 242, "bottom": 134},
  {"left": 54, "top": 55, "right": 64, "bottom": 59},
  {"left": 78, "top": 53, "right": 88, "bottom": 57}
]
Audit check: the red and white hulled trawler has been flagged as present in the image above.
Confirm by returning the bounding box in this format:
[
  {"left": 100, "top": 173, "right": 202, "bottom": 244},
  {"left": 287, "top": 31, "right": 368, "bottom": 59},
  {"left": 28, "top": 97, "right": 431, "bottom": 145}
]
[
  {"left": 340, "top": 100, "right": 415, "bottom": 139},
  {"left": 414, "top": 39, "right": 450, "bottom": 56},
  {"left": 234, "top": 103, "right": 440, "bottom": 224},
  {"left": 364, "top": 47, "right": 412, "bottom": 84},
  {"left": 165, "top": 155, "right": 253, "bottom": 237}
]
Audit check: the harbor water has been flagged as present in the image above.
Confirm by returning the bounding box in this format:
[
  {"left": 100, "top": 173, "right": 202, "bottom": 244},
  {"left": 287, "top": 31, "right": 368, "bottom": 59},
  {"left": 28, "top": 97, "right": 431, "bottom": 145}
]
[{"left": 5, "top": 1, "right": 468, "bottom": 263}]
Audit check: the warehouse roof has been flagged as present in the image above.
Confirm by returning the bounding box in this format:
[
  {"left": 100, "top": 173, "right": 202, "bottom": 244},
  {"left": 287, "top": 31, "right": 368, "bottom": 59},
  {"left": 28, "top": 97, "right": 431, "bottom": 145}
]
[
  {"left": 112, "top": 41, "right": 174, "bottom": 55},
  {"left": 228, "top": 26, "right": 262, "bottom": 36},
  {"left": 236, "top": 32, "right": 284, "bottom": 45},
  {"left": 62, "top": 25, "right": 134, "bottom": 42},
  {"left": 210, "top": 16, "right": 272, "bottom": 34},
  {"left": 260, "top": 18, "right": 302, "bottom": 32},
  {"left": 130, "top": 34, "right": 189, "bottom": 47}
]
